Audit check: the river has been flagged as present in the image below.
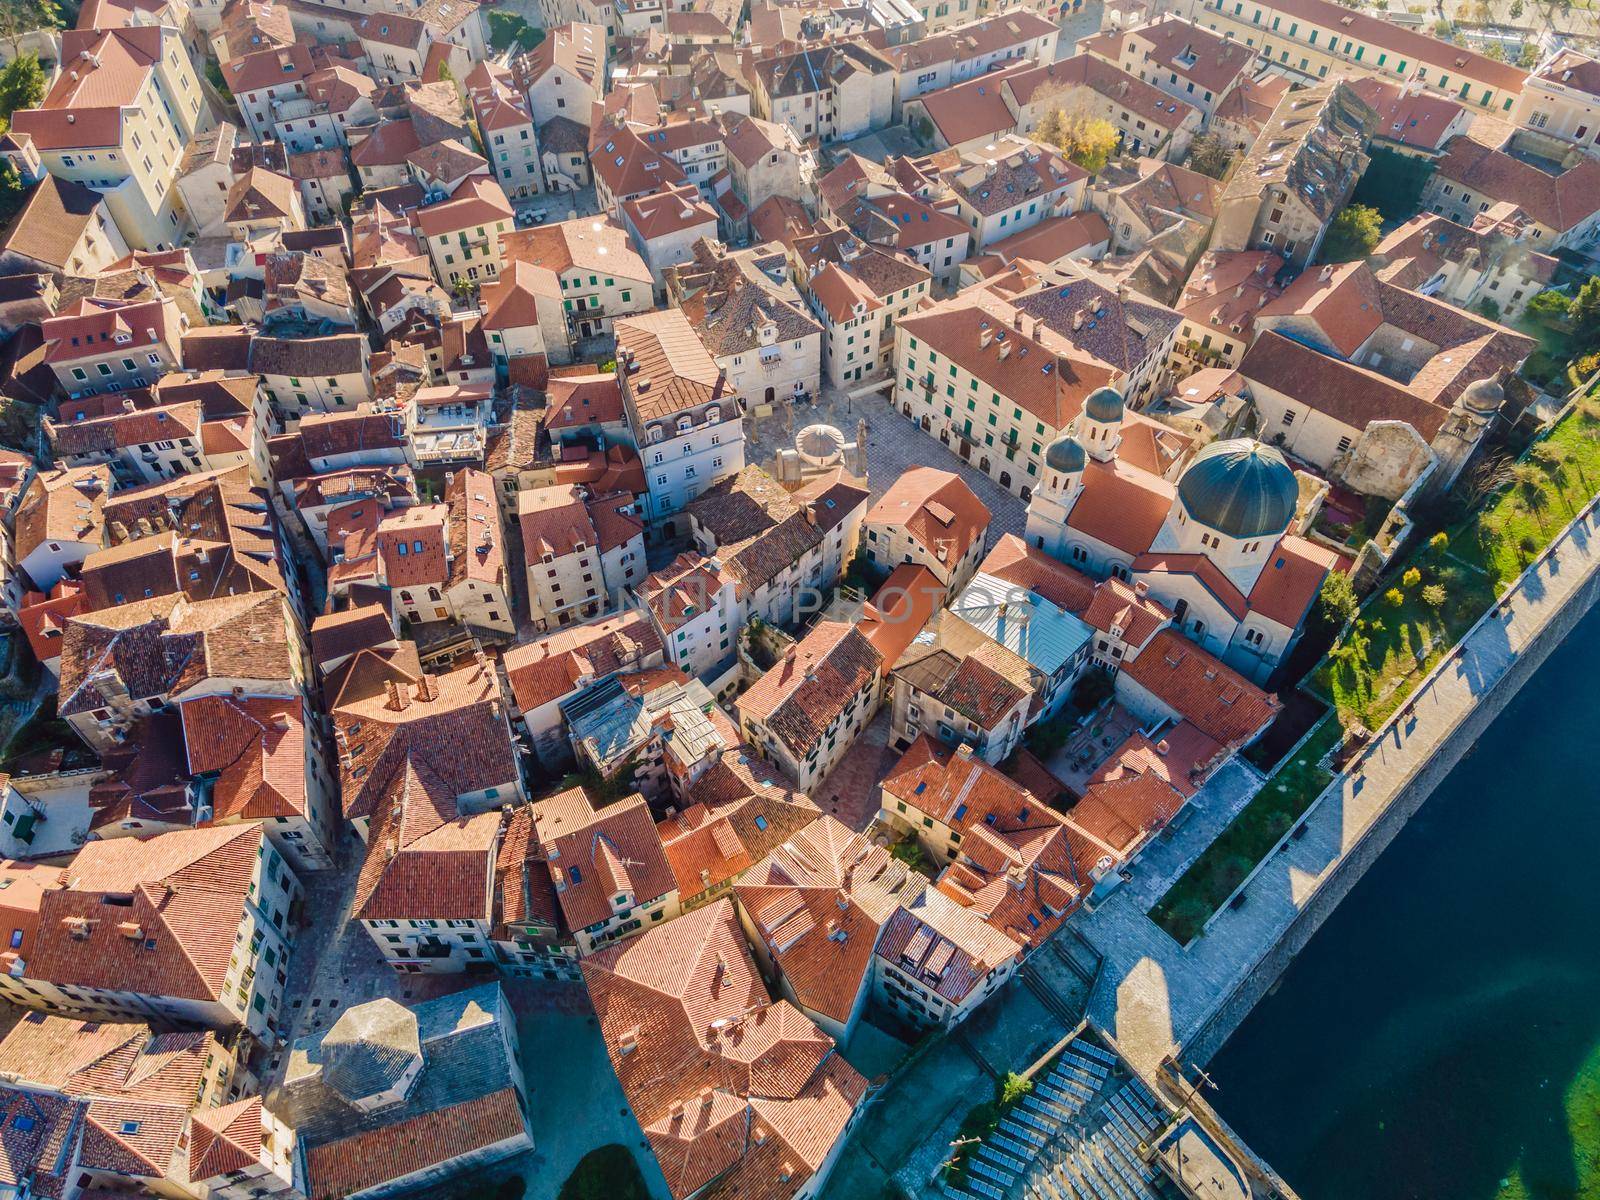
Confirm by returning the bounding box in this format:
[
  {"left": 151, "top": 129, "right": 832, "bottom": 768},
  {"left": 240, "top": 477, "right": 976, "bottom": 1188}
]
[{"left": 1208, "top": 605, "right": 1600, "bottom": 1200}]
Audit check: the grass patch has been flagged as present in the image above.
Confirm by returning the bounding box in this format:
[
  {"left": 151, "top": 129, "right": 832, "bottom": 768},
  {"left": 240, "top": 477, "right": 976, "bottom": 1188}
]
[
  {"left": 1317, "top": 395, "right": 1600, "bottom": 731},
  {"left": 943, "top": 1073, "right": 1035, "bottom": 1186},
  {"left": 1149, "top": 716, "right": 1342, "bottom": 945},
  {"left": 558, "top": 1145, "right": 649, "bottom": 1200}
]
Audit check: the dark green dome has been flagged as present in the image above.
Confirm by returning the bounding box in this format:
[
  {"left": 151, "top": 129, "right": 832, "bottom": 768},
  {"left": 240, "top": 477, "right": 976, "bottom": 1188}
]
[
  {"left": 1045, "top": 435, "right": 1087, "bottom": 473},
  {"left": 1083, "top": 386, "right": 1124, "bottom": 423},
  {"left": 1177, "top": 439, "right": 1297, "bottom": 539}
]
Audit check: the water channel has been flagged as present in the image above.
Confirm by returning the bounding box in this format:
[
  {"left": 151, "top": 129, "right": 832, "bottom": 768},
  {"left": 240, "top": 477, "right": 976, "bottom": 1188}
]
[{"left": 1209, "top": 604, "right": 1600, "bottom": 1200}]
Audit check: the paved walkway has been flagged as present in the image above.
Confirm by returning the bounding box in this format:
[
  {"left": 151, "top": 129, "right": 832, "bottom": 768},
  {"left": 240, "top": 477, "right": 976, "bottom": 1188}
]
[
  {"left": 1075, "top": 501, "right": 1600, "bottom": 1077},
  {"left": 815, "top": 709, "right": 897, "bottom": 831}
]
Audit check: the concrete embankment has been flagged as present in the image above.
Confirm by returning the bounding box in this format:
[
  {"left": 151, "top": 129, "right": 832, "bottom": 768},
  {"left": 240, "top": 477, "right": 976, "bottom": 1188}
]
[{"left": 1078, "top": 493, "right": 1600, "bottom": 1078}]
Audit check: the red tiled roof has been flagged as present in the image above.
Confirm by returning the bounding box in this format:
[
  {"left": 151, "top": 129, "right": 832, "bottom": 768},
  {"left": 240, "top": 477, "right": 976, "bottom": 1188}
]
[
  {"left": 24, "top": 825, "right": 267, "bottom": 1003},
  {"left": 866, "top": 468, "right": 988, "bottom": 576},
  {"left": 1120, "top": 629, "right": 1278, "bottom": 747}
]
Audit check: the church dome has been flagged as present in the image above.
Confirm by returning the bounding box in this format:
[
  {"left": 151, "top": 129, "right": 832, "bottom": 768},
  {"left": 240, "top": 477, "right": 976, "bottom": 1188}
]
[
  {"left": 1083, "top": 386, "right": 1125, "bottom": 423},
  {"left": 1459, "top": 375, "right": 1504, "bottom": 416},
  {"left": 1177, "top": 439, "right": 1298, "bottom": 539},
  {"left": 1045, "top": 435, "right": 1087, "bottom": 474}
]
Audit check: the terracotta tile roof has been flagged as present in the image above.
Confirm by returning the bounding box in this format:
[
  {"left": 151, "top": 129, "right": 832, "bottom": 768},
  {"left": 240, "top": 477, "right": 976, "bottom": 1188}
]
[
  {"left": 1535, "top": 48, "right": 1600, "bottom": 95},
  {"left": 478, "top": 260, "right": 561, "bottom": 332},
  {"left": 179, "top": 694, "right": 308, "bottom": 823},
  {"left": 1003, "top": 746, "right": 1074, "bottom": 808},
  {"left": 1067, "top": 770, "right": 1184, "bottom": 859},
  {"left": 866, "top": 467, "right": 988, "bottom": 575},
  {"left": 581, "top": 898, "right": 866, "bottom": 1200},
  {"left": 1110, "top": 17, "right": 1255, "bottom": 94},
  {"left": 303, "top": 1088, "right": 525, "bottom": 1200},
  {"left": 0, "top": 177, "right": 109, "bottom": 272},
  {"left": 1120, "top": 629, "right": 1278, "bottom": 747},
  {"left": 413, "top": 175, "right": 512, "bottom": 238},
  {"left": 331, "top": 653, "right": 517, "bottom": 821},
  {"left": 11, "top": 27, "right": 164, "bottom": 150},
  {"left": 977, "top": 533, "right": 1098, "bottom": 614},
  {"left": 1087, "top": 724, "right": 1224, "bottom": 799},
  {"left": 588, "top": 120, "right": 693, "bottom": 200},
  {"left": 623, "top": 184, "right": 719, "bottom": 243},
  {"left": 615, "top": 309, "right": 729, "bottom": 421},
  {"left": 658, "top": 757, "right": 819, "bottom": 899},
  {"left": 1212, "top": 72, "right": 1290, "bottom": 138},
  {"left": 514, "top": 21, "right": 604, "bottom": 87},
  {"left": 24, "top": 825, "right": 267, "bottom": 1003},
  {"left": 502, "top": 611, "right": 663, "bottom": 713},
  {"left": 17, "top": 580, "right": 85, "bottom": 665},
  {"left": 896, "top": 293, "right": 1118, "bottom": 431},
  {"left": 351, "top": 759, "right": 499, "bottom": 923},
  {"left": 1065, "top": 457, "right": 1175, "bottom": 557},
  {"left": 1348, "top": 76, "right": 1466, "bottom": 151},
  {"left": 1246, "top": 534, "right": 1339, "bottom": 628},
  {"left": 13, "top": 465, "right": 109, "bottom": 565},
  {"left": 883, "top": 738, "right": 1094, "bottom": 947},
  {"left": 734, "top": 815, "right": 922, "bottom": 1024},
  {"left": 531, "top": 787, "right": 676, "bottom": 931},
  {"left": 491, "top": 804, "right": 563, "bottom": 938},
  {"left": 737, "top": 622, "right": 882, "bottom": 758},
  {"left": 0, "top": 1013, "right": 214, "bottom": 1106},
  {"left": 1082, "top": 576, "right": 1171, "bottom": 647},
  {"left": 688, "top": 467, "right": 822, "bottom": 595},
  {"left": 0, "top": 1087, "right": 82, "bottom": 1194},
  {"left": 1239, "top": 330, "right": 1452, "bottom": 440},
  {"left": 858, "top": 563, "right": 944, "bottom": 674},
  {"left": 1433, "top": 134, "right": 1600, "bottom": 235},
  {"left": 517, "top": 484, "right": 598, "bottom": 561},
  {"left": 915, "top": 67, "right": 1026, "bottom": 148},
  {"left": 589, "top": 491, "right": 645, "bottom": 554},
  {"left": 187, "top": 1097, "right": 264, "bottom": 1182},
  {"left": 1006, "top": 54, "right": 1197, "bottom": 131},
  {"left": 59, "top": 592, "right": 293, "bottom": 720}
]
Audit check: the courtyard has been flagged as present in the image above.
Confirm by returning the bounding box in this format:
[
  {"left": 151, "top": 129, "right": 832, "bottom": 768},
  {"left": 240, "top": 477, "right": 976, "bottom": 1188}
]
[{"left": 744, "top": 385, "right": 1029, "bottom": 549}]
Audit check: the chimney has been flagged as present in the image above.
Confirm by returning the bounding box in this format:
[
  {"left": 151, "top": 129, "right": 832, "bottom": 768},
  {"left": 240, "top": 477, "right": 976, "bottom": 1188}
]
[
  {"left": 385, "top": 679, "right": 409, "bottom": 712},
  {"left": 1133, "top": 580, "right": 1149, "bottom": 598}
]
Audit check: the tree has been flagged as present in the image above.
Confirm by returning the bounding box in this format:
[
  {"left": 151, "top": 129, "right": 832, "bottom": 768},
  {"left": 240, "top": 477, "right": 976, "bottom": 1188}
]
[
  {"left": 1568, "top": 275, "right": 1600, "bottom": 342},
  {"left": 1509, "top": 0, "right": 1523, "bottom": 15},
  {"left": 1320, "top": 203, "right": 1383, "bottom": 263},
  {"left": 1422, "top": 584, "right": 1447, "bottom": 610},
  {"left": 1000, "top": 1072, "right": 1034, "bottom": 1106},
  {"left": 1314, "top": 570, "right": 1359, "bottom": 633},
  {"left": 0, "top": 163, "right": 24, "bottom": 225},
  {"left": 1429, "top": 531, "right": 1450, "bottom": 554},
  {"left": 1475, "top": 297, "right": 1502, "bottom": 321},
  {"left": 1525, "top": 288, "right": 1572, "bottom": 325},
  {"left": 1401, "top": 566, "right": 1422, "bottom": 589},
  {"left": 1035, "top": 106, "right": 1120, "bottom": 174},
  {"left": 1384, "top": 587, "right": 1405, "bottom": 608},
  {"left": 1187, "top": 132, "right": 1234, "bottom": 180},
  {"left": 0, "top": 53, "right": 45, "bottom": 136}
]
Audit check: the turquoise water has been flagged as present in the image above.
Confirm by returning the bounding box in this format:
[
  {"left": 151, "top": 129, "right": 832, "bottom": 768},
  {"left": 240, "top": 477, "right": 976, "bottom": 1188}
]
[{"left": 1209, "top": 605, "right": 1600, "bottom": 1200}]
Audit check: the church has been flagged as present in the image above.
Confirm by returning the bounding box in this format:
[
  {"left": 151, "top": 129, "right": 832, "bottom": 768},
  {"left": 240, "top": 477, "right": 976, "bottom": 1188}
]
[{"left": 1025, "top": 385, "right": 1340, "bottom": 683}]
